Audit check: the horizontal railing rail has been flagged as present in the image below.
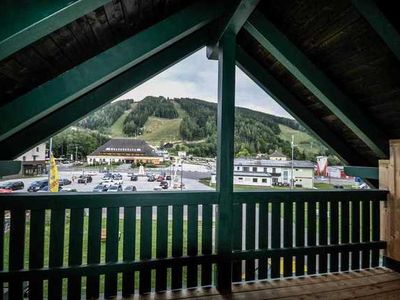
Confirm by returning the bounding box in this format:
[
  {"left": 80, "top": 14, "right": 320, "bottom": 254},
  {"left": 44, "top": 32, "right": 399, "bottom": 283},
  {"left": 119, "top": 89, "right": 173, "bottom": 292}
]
[{"left": 0, "top": 189, "right": 388, "bottom": 299}]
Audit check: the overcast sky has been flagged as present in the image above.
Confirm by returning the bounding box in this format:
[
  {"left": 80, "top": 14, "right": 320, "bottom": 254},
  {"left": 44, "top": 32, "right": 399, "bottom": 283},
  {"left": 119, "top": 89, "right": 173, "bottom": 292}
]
[{"left": 117, "top": 47, "right": 292, "bottom": 119}]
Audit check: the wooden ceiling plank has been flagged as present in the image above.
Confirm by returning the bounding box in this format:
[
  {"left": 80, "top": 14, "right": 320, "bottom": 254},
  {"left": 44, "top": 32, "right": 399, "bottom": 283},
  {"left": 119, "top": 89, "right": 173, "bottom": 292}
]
[
  {"left": 0, "top": 0, "right": 111, "bottom": 61},
  {"left": 352, "top": 0, "right": 400, "bottom": 62},
  {"left": 244, "top": 10, "right": 389, "bottom": 158}
]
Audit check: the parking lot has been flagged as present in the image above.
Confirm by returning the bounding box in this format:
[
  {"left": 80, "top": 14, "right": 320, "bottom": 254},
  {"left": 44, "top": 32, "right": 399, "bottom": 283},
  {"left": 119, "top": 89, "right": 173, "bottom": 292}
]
[{"left": 0, "top": 170, "right": 213, "bottom": 193}]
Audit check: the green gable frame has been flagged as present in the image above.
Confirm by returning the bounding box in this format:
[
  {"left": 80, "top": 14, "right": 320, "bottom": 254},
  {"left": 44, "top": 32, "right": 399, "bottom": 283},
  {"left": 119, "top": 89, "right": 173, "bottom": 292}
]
[
  {"left": 236, "top": 46, "right": 369, "bottom": 166},
  {"left": 0, "top": 27, "right": 210, "bottom": 160},
  {"left": 0, "top": 0, "right": 111, "bottom": 61},
  {"left": 0, "top": 1, "right": 225, "bottom": 144},
  {"left": 244, "top": 10, "right": 389, "bottom": 159}
]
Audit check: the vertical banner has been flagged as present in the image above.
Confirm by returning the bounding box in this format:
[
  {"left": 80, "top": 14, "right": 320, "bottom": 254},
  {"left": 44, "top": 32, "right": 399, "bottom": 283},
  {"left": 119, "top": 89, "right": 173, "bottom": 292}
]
[
  {"left": 316, "top": 156, "right": 328, "bottom": 176},
  {"left": 49, "top": 154, "right": 59, "bottom": 192}
]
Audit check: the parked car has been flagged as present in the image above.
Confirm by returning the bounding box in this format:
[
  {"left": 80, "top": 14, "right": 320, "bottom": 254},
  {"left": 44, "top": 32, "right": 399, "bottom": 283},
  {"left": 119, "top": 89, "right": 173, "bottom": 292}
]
[
  {"left": 156, "top": 175, "right": 164, "bottom": 182},
  {"left": 166, "top": 175, "right": 171, "bottom": 180},
  {"left": 93, "top": 184, "right": 108, "bottom": 192},
  {"left": 0, "top": 188, "right": 12, "bottom": 193},
  {"left": 38, "top": 186, "right": 62, "bottom": 192},
  {"left": 60, "top": 188, "right": 77, "bottom": 192},
  {"left": 0, "top": 181, "right": 24, "bottom": 191},
  {"left": 112, "top": 173, "right": 122, "bottom": 180},
  {"left": 77, "top": 175, "right": 92, "bottom": 184},
  {"left": 107, "top": 184, "right": 122, "bottom": 192},
  {"left": 147, "top": 176, "right": 156, "bottom": 182},
  {"left": 59, "top": 178, "right": 71, "bottom": 186},
  {"left": 102, "top": 173, "right": 112, "bottom": 180},
  {"left": 130, "top": 175, "right": 138, "bottom": 181},
  {"left": 124, "top": 185, "right": 137, "bottom": 192},
  {"left": 28, "top": 180, "right": 48, "bottom": 192},
  {"left": 161, "top": 181, "right": 169, "bottom": 189}
]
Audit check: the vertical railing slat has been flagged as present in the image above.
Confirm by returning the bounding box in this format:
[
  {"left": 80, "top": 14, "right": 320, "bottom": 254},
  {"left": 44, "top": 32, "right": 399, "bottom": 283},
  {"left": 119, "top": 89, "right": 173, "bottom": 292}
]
[
  {"left": 67, "top": 208, "right": 84, "bottom": 299},
  {"left": 245, "top": 203, "right": 255, "bottom": 281},
  {"left": 258, "top": 202, "right": 268, "bottom": 280},
  {"left": 9, "top": 209, "right": 25, "bottom": 300},
  {"left": 201, "top": 204, "right": 213, "bottom": 286},
  {"left": 340, "top": 200, "right": 350, "bottom": 271},
  {"left": 104, "top": 207, "right": 119, "bottom": 298},
  {"left": 29, "top": 209, "right": 45, "bottom": 299},
  {"left": 283, "top": 201, "right": 293, "bottom": 277},
  {"left": 351, "top": 200, "right": 360, "bottom": 270},
  {"left": 271, "top": 201, "right": 281, "bottom": 278},
  {"left": 307, "top": 202, "right": 316, "bottom": 275},
  {"left": 371, "top": 200, "right": 380, "bottom": 267},
  {"left": 86, "top": 208, "right": 102, "bottom": 299},
  {"left": 330, "top": 201, "right": 339, "bottom": 272},
  {"left": 48, "top": 209, "right": 65, "bottom": 299},
  {"left": 171, "top": 205, "right": 183, "bottom": 290},
  {"left": 232, "top": 204, "right": 243, "bottom": 282},
  {"left": 156, "top": 206, "right": 168, "bottom": 292},
  {"left": 122, "top": 206, "right": 136, "bottom": 297},
  {"left": 319, "top": 201, "right": 328, "bottom": 274},
  {"left": 295, "top": 201, "right": 305, "bottom": 276},
  {"left": 139, "top": 206, "right": 152, "bottom": 294},
  {"left": 187, "top": 204, "right": 198, "bottom": 288},
  {"left": 361, "top": 200, "right": 371, "bottom": 269}
]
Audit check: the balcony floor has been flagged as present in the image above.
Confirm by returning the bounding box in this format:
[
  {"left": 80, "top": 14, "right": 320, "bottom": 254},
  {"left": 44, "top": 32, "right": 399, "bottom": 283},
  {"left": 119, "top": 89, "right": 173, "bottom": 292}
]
[{"left": 133, "top": 268, "right": 400, "bottom": 300}]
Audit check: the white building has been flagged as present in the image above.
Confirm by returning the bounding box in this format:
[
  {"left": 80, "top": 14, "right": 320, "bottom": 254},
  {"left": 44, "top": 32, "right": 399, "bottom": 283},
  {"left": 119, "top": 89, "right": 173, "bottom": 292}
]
[
  {"left": 211, "top": 158, "right": 315, "bottom": 188},
  {"left": 15, "top": 143, "right": 47, "bottom": 175}
]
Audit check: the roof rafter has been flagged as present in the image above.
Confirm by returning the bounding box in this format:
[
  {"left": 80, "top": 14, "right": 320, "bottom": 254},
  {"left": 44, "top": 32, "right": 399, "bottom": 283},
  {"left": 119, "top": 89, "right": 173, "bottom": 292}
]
[
  {"left": 0, "top": 0, "right": 111, "bottom": 61},
  {"left": 244, "top": 10, "right": 389, "bottom": 158},
  {"left": 0, "top": 1, "right": 225, "bottom": 144},
  {"left": 207, "top": 0, "right": 259, "bottom": 60},
  {"left": 236, "top": 46, "right": 370, "bottom": 166},
  {"left": 352, "top": 0, "right": 400, "bottom": 62},
  {"left": 0, "top": 27, "right": 209, "bottom": 160}
]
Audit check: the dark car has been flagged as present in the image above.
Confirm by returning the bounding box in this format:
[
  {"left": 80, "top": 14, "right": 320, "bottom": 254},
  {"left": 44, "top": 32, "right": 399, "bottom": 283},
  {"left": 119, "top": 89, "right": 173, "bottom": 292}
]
[
  {"left": 147, "top": 176, "right": 156, "bottom": 182},
  {"left": 78, "top": 175, "right": 92, "bottom": 184},
  {"left": 28, "top": 180, "right": 48, "bottom": 192},
  {"left": 124, "top": 185, "right": 137, "bottom": 192},
  {"left": 0, "top": 181, "right": 24, "bottom": 191},
  {"left": 112, "top": 173, "right": 122, "bottom": 180},
  {"left": 130, "top": 175, "right": 138, "bottom": 181},
  {"left": 166, "top": 175, "right": 171, "bottom": 180},
  {"left": 161, "top": 181, "right": 169, "bottom": 189},
  {"left": 93, "top": 184, "right": 108, "bottom": 192},
  {"left": 59, "top": 178, "right": 72, "bottom": 186},
  {"left": 38, "top": 186, "right": 63, "bottom": 192}
]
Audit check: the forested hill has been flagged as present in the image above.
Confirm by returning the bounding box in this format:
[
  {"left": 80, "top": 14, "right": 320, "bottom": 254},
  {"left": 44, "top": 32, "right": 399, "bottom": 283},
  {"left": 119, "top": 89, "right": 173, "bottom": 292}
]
[{"left": 69, "top": 96, "right": 333, "bottom": 160}]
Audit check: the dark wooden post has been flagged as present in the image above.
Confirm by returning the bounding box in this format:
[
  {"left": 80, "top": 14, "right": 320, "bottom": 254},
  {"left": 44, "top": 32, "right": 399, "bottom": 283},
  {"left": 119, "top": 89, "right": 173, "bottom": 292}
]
[{"left": 216, "top": 30, "right": 236, "bottom": 293}]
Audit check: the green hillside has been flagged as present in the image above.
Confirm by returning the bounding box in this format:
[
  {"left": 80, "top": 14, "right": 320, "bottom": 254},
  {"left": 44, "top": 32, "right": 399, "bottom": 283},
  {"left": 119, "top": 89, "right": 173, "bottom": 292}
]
[{"left": 72, "top": 96, "right": 332, "bottom": 160}]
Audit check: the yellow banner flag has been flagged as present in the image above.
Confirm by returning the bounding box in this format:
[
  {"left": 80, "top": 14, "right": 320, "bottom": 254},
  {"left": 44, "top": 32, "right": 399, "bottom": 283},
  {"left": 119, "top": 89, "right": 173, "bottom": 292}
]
[{"left": 49, "top": 154, "right": 59, "bottom": 193}]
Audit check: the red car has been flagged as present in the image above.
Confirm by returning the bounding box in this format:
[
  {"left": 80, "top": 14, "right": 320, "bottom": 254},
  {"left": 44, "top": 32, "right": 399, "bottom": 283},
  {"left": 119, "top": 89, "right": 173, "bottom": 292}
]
[
  {"left": 0, "top": 188, "right": 12, "bottom": 193},
  {"left": 156, "top": 175, "right": 164, "bottom": 182}
]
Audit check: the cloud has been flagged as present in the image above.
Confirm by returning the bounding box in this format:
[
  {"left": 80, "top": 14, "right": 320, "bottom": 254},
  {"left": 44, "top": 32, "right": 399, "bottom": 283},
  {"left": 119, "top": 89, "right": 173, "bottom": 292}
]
[{"left": 116, "top": 47, "right": 293, "bottom": 119}]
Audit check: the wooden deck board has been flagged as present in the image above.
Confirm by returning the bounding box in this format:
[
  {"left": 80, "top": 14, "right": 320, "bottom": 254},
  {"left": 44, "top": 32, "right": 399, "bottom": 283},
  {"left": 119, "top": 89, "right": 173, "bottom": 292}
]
[{"left": 128, "top": 268, "right": 400, "bottom": 300}]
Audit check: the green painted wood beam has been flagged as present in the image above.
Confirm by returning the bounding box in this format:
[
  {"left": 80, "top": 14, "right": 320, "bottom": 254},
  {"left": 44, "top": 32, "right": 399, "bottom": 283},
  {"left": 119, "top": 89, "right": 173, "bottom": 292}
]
[
  {"left": 0, "top": 161, "right": 21, "bottom": 177},
  {"left": 207, "top": 0, "right": 259, "bottom": 60},
  {"left": 244, "top": 10, "right": 389, "bottom": 158},
  {"left": 236, "top": 46, "right": 370, "bottom": 166},
  {"left": 216, "top": 31, "right": 236, "bottom": 293},
  {"left": 352, "top": 0, "right": 400, "bottom": 62},
  {"left": 0, "top": 27, "right": 209, "bottom": 160},
  {"left": 0, "top": 0, "right": 110, "bottom": 61},
  {"left": 344, "top": 166, "right": 379, "bottom": 180},
  {"left": 0, "top": 1, "right": 225, "bottom": 143}
]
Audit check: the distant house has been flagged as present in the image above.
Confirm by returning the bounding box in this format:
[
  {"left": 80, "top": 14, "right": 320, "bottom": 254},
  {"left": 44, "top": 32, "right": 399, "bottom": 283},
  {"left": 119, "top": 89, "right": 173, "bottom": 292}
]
[
  {"left": 15, "top": 143, "right": 47, "bottom": 175},
  {"left": 87, "top": 139, "right": 163, "bottom": 165},
  {"left": 269, "top": 150, "right": 288, "bottom": 161},
  {"left": 211, "top": 158, "right": 314, "bottom": 188}
]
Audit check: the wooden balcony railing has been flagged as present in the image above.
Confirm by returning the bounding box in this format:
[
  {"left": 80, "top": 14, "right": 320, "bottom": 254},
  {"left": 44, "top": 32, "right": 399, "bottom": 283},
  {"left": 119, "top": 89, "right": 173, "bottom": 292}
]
[{"left": 0, "top": 190, "right": 387, "bottom": 299}]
